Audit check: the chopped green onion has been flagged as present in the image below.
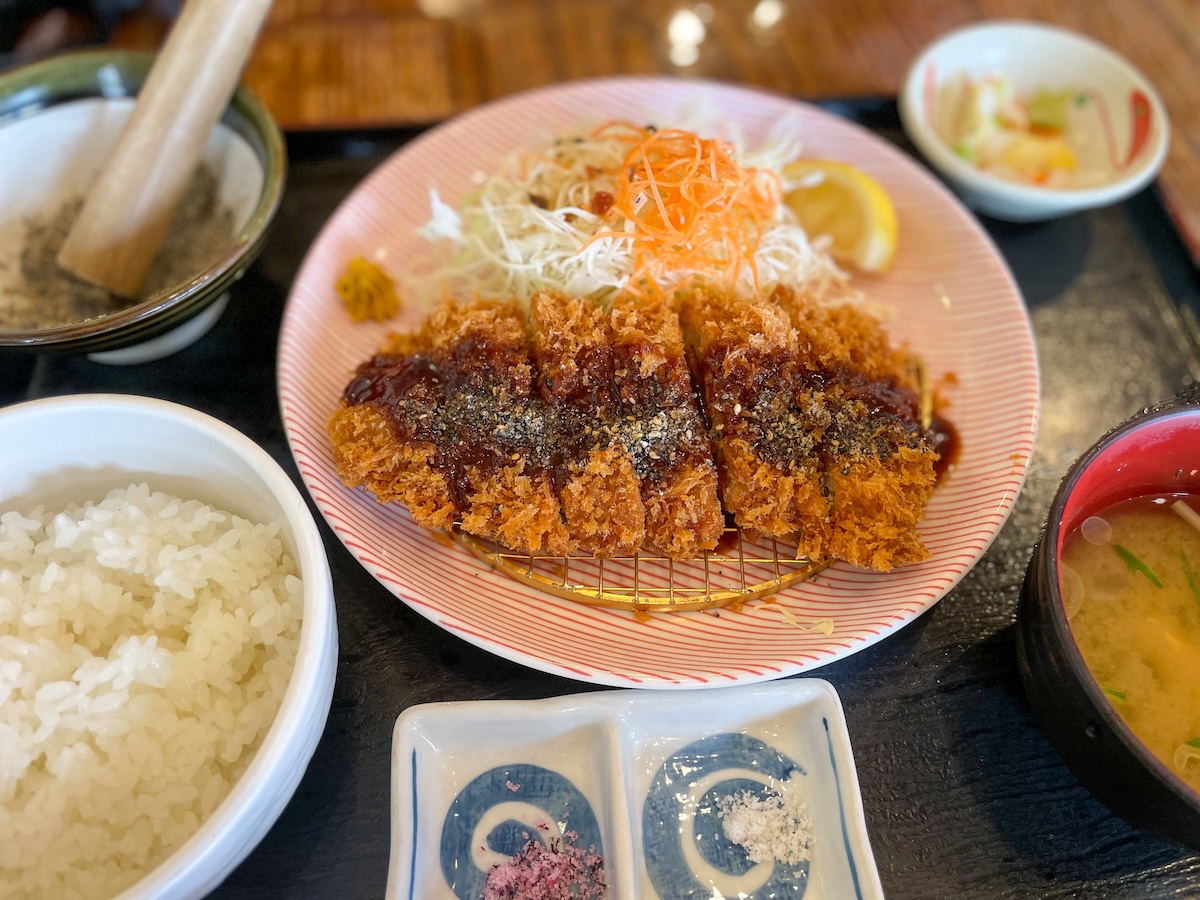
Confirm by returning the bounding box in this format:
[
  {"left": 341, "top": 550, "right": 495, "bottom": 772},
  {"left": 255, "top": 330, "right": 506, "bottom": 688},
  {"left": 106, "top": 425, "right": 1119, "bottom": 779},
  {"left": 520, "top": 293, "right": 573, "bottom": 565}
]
[
  {"left": 1114, "top": 544, "right": 1163, "bottom": 588},
  {"left": 1183, "top": 552, "right": 1200, "bottom": 609},
  {"left": 1187, "top": 737, "right": 1200, "bottom": 749},
  {"left": 1102, "top": 686, "right": 1127, "bottom": 702}
]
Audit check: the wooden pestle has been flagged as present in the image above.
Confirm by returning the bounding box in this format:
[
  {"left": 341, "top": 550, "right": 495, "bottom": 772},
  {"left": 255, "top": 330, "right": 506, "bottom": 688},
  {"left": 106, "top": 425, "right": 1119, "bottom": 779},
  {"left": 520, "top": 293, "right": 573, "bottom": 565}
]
[{"left": 56, "top": 0, "right": 274, "bottom": 299}]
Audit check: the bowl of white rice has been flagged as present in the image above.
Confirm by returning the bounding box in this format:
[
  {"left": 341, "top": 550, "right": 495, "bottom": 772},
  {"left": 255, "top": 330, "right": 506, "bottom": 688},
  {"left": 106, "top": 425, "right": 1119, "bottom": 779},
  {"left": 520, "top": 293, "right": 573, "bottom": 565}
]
[{"left": 0, "top": 394, "right": 337, "bottom": 899}]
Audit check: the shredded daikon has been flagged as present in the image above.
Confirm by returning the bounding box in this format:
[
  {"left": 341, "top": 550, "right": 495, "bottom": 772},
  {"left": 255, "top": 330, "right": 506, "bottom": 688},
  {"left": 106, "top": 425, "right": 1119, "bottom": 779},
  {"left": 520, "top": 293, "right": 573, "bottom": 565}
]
[{"left": 406, "top": 120, "right": 850, "bottom": 308}]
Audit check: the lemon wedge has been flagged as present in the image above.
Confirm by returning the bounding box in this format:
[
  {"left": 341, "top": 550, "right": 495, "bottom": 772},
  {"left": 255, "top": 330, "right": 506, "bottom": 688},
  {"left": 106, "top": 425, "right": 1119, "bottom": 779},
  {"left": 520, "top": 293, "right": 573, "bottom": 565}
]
[{"left": 782, "top": 159, "right": 898, "bottom": 274}]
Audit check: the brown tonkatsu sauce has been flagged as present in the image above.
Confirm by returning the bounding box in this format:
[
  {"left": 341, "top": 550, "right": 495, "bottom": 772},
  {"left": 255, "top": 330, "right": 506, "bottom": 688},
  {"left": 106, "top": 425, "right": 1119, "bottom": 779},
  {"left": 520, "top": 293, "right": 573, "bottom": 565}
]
[
  {"left": 612, "top": 338, "right": 692, "bottom": 409},
  {"left": 343, "top": 355, "right": 440, "bottom": 410},
  {"left": 539, "top": 343, "right": 618, "bottom": 407},
  {"left": 692, "top": 342, "right": 828, "bottom": 476},
  {"left": 344, "top": 327, "right": 551, "bottom": 511},
  {"left": 929, "top": 414, "right": 960, "bottom": 479},
  {"left": 810, "top": 363, "right": 958, "bottom": 482},
  {"left": 343, "top": 302, "right": 955, "bottom": 522},
  {"left": 689, "top": 338, "right": 940, "bottom": 478},
  {"left": 818, "top": 366, "right": 932, "bottom": 463},
  {"left": 344, "top": 329, "right": 713, "bottom": 512},
  {"left": 609, "top": 337, "right": 712, "bottom": 485}
]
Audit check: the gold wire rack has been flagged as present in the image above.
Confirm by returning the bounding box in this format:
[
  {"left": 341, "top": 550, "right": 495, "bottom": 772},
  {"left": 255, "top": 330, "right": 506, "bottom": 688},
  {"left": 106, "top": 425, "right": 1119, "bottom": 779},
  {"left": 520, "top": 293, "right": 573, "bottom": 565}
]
[{"left": 451, "top": 525, "right": 825, "bottom": 612}]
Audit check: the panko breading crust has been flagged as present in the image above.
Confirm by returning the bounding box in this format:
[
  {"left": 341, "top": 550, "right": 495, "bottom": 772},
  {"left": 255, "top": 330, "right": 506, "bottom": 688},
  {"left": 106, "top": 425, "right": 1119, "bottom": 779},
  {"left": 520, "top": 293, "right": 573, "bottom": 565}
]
[{"left": 331, "top": 289, "right": 940, "bottom": 570}]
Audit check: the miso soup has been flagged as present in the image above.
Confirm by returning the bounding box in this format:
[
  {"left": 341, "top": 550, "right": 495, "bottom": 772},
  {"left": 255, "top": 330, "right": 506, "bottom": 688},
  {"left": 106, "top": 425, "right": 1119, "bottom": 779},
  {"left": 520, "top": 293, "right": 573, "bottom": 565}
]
[{"left": 1061, "top": 494, "right": 1200, "bottom": 793}]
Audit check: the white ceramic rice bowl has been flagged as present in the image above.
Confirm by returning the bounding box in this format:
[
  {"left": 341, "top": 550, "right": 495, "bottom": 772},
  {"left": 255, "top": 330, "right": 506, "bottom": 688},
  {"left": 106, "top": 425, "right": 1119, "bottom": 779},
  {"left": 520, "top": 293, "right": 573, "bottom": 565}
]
[
  {"left": 900, "top": 20, "right": 1169, "bottom": 221},
  {"left": 0, "top": 394, "right": 337, "bottom": 899}
]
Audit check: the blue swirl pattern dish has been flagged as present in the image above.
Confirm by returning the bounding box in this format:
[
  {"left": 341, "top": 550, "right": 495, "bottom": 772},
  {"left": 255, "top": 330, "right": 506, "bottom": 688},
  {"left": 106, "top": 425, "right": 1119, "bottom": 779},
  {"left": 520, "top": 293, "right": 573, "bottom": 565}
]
[{"left": 387, "top": 681, "right": 882, "bottom": 899}]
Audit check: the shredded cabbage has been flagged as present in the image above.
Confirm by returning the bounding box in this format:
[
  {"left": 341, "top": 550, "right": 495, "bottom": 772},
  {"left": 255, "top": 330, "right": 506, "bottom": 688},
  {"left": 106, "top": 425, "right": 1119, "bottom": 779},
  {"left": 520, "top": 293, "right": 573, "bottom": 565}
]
[{"left": 404, "top": 122, "right": 851, "bottom": 308}]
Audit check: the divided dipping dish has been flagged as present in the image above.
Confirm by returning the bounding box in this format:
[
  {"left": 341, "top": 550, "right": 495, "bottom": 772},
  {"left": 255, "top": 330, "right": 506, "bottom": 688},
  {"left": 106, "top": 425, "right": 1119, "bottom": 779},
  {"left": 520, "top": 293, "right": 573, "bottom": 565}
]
[{"left": 1018, "top": 387, "right": 1200, "bottom": 849}]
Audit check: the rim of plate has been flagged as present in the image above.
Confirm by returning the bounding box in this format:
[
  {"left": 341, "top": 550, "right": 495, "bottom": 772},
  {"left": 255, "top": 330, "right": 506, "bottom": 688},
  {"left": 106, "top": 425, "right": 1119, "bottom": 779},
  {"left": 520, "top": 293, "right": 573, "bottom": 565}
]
[{"left": 277, "top": 76, "right": 1039, "bottom": 689}]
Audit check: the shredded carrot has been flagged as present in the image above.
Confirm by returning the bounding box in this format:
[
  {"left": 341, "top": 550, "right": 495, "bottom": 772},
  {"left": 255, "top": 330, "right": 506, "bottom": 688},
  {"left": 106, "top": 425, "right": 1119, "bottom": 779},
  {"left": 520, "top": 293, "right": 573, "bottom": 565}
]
[{"left": 586, "top": 122, "right": 781, "bottom": 298}]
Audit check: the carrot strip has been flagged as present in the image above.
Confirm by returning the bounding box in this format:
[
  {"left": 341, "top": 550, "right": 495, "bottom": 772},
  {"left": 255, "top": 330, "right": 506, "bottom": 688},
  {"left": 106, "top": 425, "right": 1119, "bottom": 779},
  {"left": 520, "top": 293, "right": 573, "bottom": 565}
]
[{"left": 574, "top": 121, "right": 780, "bottom": 298}]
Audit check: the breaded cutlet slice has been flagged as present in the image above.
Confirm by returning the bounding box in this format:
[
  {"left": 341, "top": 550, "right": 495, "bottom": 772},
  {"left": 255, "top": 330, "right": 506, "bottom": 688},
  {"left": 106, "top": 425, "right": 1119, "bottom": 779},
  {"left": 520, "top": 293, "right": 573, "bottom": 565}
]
[
  {"left": 680, "top": 288, "right": 832, "bottom": 562},
  {"left": 330, "top": 298, "right": 570, "bottom": 556},
  {"left": 328, "top": 389, "right": 457, "bottom": 531},
  {"left": 610, "top": 297, "right": 723, "bottom": 558},
  {"left": 775, "top": 286, "right": 936, "bottom": 570},
  {"left": 328, "top": 314, "right": 455, "bottom": 527},
  {"left": 530, "top": 292, "right": 645, "bottom": 557}
]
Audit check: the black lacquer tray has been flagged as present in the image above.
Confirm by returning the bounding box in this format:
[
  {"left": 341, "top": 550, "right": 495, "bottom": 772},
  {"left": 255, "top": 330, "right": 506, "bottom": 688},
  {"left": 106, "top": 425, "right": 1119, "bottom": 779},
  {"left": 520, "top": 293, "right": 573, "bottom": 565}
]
[{"left": 3, "top": 99, "right": 1200, "bottom": 898}]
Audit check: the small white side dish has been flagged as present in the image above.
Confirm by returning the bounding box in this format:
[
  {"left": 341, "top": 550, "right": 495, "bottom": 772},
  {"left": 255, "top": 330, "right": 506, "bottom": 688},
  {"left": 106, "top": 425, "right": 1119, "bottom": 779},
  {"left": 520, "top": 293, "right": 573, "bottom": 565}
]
[
  {"left": 0, "top": 394, "right": 338, "bottom": 899},
  {"left": 388, "top": 679, "right": 882, "bottom": 900},
  {"left": 900, "top": 21, "right": 1168, "bottom": 221}
]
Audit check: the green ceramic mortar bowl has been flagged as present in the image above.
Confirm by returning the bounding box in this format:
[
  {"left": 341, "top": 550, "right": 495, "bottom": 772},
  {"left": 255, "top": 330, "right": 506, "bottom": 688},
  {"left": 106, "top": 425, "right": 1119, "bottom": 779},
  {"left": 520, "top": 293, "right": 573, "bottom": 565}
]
[{"left": 0, "top": 50, "right": 285, "bottom": 361}]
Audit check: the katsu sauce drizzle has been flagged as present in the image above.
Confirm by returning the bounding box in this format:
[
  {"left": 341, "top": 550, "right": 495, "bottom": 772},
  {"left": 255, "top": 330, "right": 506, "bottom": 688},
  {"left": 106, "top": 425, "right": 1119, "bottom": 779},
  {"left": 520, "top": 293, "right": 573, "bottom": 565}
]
[
  {"left": 343, "top": 333, "right": 711, "bottom": 513},
  {"left": 345, "top": 323, "right": 956, "bottom": 517}
]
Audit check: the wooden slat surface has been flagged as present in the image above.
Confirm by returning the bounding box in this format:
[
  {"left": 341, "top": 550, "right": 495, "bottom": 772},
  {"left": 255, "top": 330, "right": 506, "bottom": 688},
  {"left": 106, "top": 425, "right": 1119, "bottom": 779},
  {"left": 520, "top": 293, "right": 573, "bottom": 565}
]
[{"left": 109, "top": 0, "right": 1200, "bottom": 257}]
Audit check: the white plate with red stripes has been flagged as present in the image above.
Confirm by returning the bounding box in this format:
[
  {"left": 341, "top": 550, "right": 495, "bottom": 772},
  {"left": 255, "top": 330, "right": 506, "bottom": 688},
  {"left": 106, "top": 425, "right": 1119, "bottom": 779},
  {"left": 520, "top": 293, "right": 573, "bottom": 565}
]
[{"left": 278, "top": 77, "right": 1038, "bottom": 689}]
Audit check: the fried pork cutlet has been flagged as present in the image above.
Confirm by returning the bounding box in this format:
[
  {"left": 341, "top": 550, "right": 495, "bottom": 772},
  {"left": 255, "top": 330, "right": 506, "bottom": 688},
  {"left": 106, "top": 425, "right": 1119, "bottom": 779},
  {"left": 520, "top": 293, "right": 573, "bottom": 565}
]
[
  {"left": 680, "top": 289, "right": 833, "bottom": 563},
  {"left": 530, "top": 292, "right": 645, "bottom": 557},
  {"left": 609, "top": 297, "right": 723, "bottom": 558},
  {"left": 529, "top": 292, "right": 723, "bottom": 558},
  {"left": 332, "top": 294, "right": 723, "bottom": 560},
  {"left": 682, "top": 287, "right": 938, "bottom": 571},
  {"left": 331, "top": 290, "right": 938, "bottom": 571},
  {"left": 777, "top": 286, "right": 937, "bottom": 570},
  {"left": 330, "top": 298, "right": 571, "bottom": 556}
]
